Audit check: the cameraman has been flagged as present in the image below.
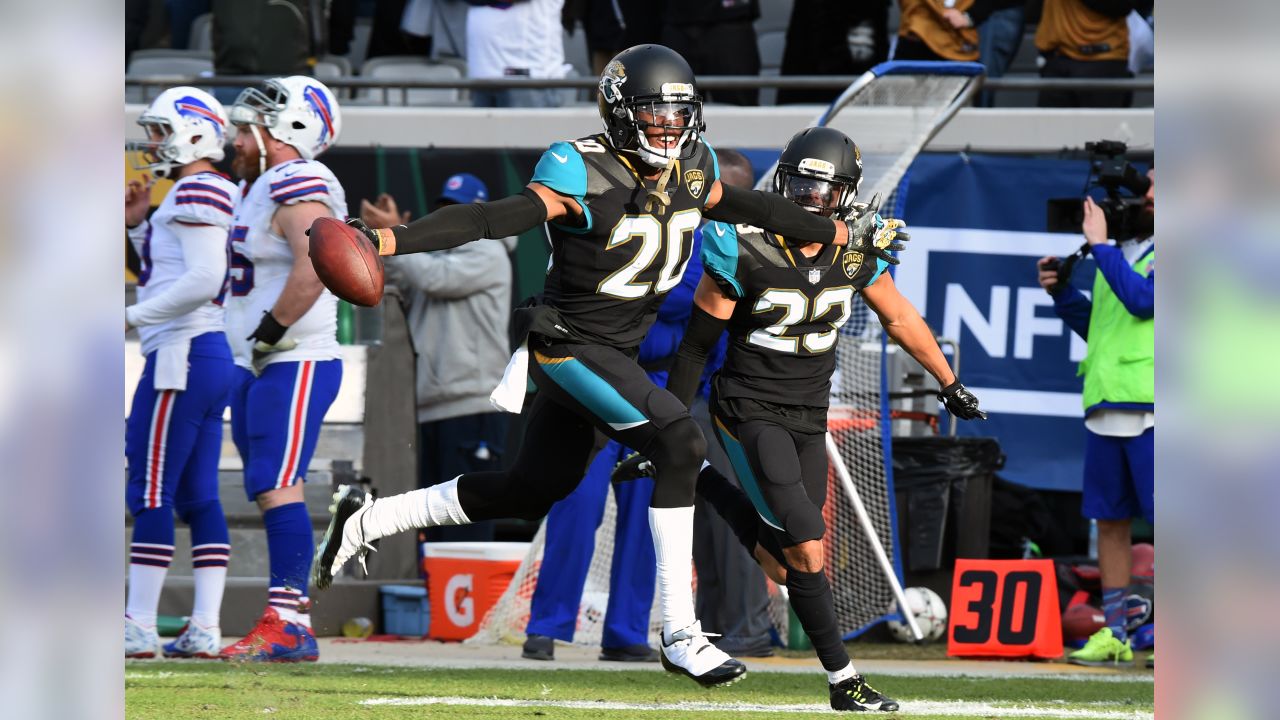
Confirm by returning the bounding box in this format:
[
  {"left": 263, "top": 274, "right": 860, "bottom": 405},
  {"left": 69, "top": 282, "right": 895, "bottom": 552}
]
[{"left": 1037, "top": 170, "right": 1153, "bottom": 667}]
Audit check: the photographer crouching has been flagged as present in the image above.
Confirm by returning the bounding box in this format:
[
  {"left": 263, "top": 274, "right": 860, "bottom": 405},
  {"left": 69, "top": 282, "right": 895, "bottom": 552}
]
[{"left": 1037, "top": 168, "right": 1154, "bottom": 667}]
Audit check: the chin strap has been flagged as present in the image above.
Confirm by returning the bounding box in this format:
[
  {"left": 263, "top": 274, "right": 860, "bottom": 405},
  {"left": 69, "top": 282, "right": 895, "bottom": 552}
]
[
  {"left": 645, "top": 158, "right": 677, "bottom": 215},
  {"left": 249, "top": 124, "right": 268, "bottom": 177}
]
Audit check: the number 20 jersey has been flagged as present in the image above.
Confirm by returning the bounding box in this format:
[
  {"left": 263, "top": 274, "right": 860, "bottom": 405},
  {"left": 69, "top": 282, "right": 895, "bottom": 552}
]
[
  {"left": 702, "top": 222, "right": 888, "bottom": 408},
  {"left": 225, "top": 159, "right": 348, "bottom": 370},
  {"left": 531, "top": 134, "right": 720, "bottom": 349}
]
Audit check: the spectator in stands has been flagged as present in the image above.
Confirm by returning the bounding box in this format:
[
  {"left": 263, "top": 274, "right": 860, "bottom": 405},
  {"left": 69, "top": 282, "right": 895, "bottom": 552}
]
[
  {"left": 893, "top": 0, "right": 980, "bottom": 62},
  {"left": 778, "top": 0, "right": 890, "bottom": 105},
  {"left": 1036, "top": 170, "right": 1154, "bottom": 666},
  {"left": 466, "top": 0, "right": 572, "bottom": 108},
  {"left": 561, "top": 0, "right": 626, "bottom": 76},
  {"left": 167, "top": 0, "right": 211, "bottom": 49},
  {"left": 360, "top": 175, "right": 516, "bottom": 542},
  {"left": 211, "top": 0, "right": 319, "bottom": 103},
  {"left": 659, "top": 0, "right": 761, "bottom": 106},
  {"left": 960, "top": 1, "right": 1029, "bottom": 106},
  {"left": 685, "top": 148, "right": 774, "bottom": 657},
  {"left": 1030, "top": 0, "right": 1134, "bottom": 108}
]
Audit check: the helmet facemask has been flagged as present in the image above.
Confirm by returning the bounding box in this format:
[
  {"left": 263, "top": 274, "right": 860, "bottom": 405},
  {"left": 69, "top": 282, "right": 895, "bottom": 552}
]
[
  {"left": 625, "top": 95, "right": 703, "bottom": 168},
  {"left": 128, "top": 118, "right": 182, "bottom": 179},
  {"left": 774, "top": 158, "right": 860, "bottom": 220}
]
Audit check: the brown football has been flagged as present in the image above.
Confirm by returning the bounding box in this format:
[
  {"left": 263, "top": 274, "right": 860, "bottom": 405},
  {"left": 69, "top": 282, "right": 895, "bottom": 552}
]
[
  {"left": 308, "top": 216, "right": 384, "bottom": 307},
  {"left": 1061, "top": 603, "right": 1106, "bottom": 641}
]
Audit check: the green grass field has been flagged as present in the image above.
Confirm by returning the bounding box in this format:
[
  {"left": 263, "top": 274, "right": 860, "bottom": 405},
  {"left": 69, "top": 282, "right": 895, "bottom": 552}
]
[{"left": 126, "top": 662, "right": 1154, "bottom": 719}]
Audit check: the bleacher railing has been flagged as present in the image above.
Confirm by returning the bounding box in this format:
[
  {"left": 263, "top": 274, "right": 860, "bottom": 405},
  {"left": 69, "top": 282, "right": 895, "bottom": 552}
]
[{"left": 125, "top": 74, "right": 1152, "bottom": 106}]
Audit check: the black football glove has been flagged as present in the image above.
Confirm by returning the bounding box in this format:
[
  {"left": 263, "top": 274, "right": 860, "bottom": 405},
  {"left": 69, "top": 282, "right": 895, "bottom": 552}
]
[
  {"left": 248, "top": 311, "right": 297, "bottom": 376},
  {"left": 846, "top": 192, "right": 910, "bottom": 266},
  {"left": 938, "top": 380, "right": 987, "bottom": 420},
  {"left": 611, "top": 452, "right": 655, "bottom": 485}
]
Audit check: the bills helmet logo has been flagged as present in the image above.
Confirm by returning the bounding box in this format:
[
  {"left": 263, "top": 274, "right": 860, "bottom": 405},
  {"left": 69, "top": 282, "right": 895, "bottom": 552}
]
[
  {"left": 303, "top": 86, "right": 336, "bottom": 147},
  {"left": 174, "top": 95, "right": 225, "bottom": 128}
]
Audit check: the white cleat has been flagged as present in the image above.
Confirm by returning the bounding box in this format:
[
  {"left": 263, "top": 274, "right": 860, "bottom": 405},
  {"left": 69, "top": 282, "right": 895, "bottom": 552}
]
[
  {"left": 125, "top": 616, "right": 160, "bottom": 659},
  {"left": 311, "top": 485, "right": 377, "bottom": 590},
  {"left": 162, "top": 620, "right": 222, "bottom": 659},
  {"left": 659, "top": 621, "right": 747, "bottom": 688}
]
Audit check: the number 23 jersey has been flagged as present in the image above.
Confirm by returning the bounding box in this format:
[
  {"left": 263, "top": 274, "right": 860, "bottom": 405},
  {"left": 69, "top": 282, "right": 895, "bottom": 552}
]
[
  {"left": 225, "top": 158, "right": 348, "bottom": 370},
  {"left": 702, "top": 222, "right": 889, "bottom": 408},
  {"left": 531, "top": 134, "right": 720, "bottom": 349}
]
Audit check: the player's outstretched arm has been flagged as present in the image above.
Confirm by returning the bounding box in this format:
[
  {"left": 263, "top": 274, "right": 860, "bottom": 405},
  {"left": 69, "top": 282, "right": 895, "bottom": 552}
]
[
  {"left": 665, "top": 275, "right": 736, "bottom": 409},
  {"left": 703, "top": 180, "right": 848, "bottom": 245},
  {"left": 346, "top": 185, "right": 578, "bottom": 257},
  {"left": 271, "top": 202, "right": 334, "bottom": 325},
  {"left": 862, "top": 272, "right": 986, "bottom": 420}
]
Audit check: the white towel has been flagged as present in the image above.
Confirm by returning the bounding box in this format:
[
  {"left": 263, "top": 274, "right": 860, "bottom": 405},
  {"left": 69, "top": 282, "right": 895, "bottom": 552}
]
[
  {"left": 489, "top": 340, "right": 530, "bottom": 414},
  {"left": 154, "top": 338, "right": 190, "bottom": 391}
]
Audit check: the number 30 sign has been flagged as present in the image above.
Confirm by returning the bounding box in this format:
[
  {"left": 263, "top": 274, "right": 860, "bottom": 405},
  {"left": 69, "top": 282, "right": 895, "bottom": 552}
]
[{"left": 947, "top": 559, "right": 1063, "bottom": 659}]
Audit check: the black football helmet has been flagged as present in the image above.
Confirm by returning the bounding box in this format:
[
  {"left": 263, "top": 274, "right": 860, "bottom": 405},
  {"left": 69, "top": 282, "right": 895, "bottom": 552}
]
[
  {"left": 598, "top": 44, "right": 705, "bottom": 167},
  {"left": 773, "top": 127, "right": 864, "bottom": 219}
]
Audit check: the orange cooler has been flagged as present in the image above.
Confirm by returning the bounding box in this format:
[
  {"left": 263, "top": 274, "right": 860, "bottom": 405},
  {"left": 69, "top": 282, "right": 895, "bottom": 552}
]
[{"left": 422, "top": 542, "right": 528, "bottom": 641}]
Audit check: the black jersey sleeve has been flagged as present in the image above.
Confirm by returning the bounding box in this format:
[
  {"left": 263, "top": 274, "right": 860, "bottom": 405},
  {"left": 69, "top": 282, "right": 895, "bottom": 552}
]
[
  {"left": 665, "top": 305, "right": 728, "bottom": 408},
  {"left": 704, "top": 184, "right": 840, "bottom": 244},
  {"left": 390, "top": 190, "right": 547, "bottom": 255}
]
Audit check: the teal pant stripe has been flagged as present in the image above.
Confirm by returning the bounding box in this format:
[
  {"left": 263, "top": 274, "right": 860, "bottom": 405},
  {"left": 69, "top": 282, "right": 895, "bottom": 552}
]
[
  {"left": 537, "top": 356, "right": 647, "bottom": 428},
  {"left": 714, "top": 423, "right": 784, "bottom": 531}
]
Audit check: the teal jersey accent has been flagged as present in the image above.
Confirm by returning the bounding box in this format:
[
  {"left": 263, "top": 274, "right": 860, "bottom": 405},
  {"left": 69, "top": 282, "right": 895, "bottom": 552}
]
[
  {"left": 700, "top": 221, "right": 744, "bottom": 298},
  {"left": 535, "top": 355, "right": 647, "bottom": 430},
  {"left": 704, "top": 141, "right": 721, "bottom": 189},
  {"left": 532, "top": 142, "right": 593, "bottom": 234},
  {"left": 867, "top": 257, "right": 889, "bottom": 286}
]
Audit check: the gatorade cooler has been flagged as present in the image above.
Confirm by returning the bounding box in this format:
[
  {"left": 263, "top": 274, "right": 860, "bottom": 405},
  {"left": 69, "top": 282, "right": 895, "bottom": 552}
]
[{"left": 422, "top": 542, "right": 528, "bottom": 641}]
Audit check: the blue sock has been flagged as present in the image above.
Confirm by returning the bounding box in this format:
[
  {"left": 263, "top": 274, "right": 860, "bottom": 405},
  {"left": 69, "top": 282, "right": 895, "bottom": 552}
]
[
  {"left": 1101, "top": 588, "right": 1127, "bottom": 641},
  {"left": 263, "top": 503, "right": 314, "bottom": 620},
  {"left": 181, "top": 500, "right": 231, "bottom": 627},
  {"left": 128, "top": 508, "right": 176, "bottom": 627}
]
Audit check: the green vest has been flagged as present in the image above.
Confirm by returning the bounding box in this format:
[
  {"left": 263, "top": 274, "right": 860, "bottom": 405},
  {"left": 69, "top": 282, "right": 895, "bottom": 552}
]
[{"left": 1078, "top": 249, "right": 1154, "bottom": 410}]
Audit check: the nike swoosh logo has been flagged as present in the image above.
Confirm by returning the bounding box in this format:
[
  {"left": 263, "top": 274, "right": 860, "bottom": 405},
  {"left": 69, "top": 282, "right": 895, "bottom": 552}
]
[
  {"left": 713, "top": 225, "right": 726, "bottom": 237},
  {"left": 550, "top": 152, "right": 568, "bottom": 163}
]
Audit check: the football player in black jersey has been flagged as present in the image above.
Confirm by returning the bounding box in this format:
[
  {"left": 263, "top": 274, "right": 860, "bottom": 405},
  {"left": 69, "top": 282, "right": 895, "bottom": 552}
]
[
  {"left": 309, "top": 45, "right": 893, "bottom": 688},
  {"left": 617, "top": 126, "right": 986, "bottom": 711}
]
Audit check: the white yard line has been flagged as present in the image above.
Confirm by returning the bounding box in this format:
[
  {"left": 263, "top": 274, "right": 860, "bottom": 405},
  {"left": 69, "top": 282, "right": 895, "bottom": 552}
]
[{"left": 359, "top": 695, "right": 1153, "bottom": 719}]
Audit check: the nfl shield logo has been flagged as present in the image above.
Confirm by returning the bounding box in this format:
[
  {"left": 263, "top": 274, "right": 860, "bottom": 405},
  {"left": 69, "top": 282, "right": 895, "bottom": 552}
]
[{"left": 808, "top": 268, "right": 821, "bottom": 284}]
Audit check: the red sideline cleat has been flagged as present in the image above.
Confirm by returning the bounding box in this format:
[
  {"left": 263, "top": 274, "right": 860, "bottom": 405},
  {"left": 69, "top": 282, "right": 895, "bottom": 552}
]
[{"left": 218, "top": 607, "right": 319, "bottom": 662}]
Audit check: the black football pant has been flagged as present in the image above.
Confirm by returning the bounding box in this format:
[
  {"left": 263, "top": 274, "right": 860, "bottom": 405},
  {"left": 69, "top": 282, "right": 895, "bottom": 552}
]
[
  {"left": 457, "top": 342, "right": 705, "bottom": 521},
  {"left": 702, "top": 405, "right": 852, "bottom": 673}
]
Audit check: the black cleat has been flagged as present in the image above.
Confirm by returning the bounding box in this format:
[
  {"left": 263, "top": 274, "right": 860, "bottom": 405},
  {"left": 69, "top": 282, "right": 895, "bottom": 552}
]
[
  {"left": 521, "top": 634, "right": 554, "bottom": 661},
  {"left": 311, "top": 484, "right": 372, "bottom": 591},
  {"left": 611, "top": 452, "right": 655, "bottom": 484},
  {"left": 830, "top": 675, "right": 900, "bottom": 712}
]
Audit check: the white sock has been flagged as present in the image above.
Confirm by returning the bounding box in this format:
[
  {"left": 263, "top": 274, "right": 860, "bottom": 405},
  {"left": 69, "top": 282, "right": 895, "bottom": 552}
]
[
  {"left": 828, "top": 662, "right": 857, "bottom": 684},
  {"left": 649, "top": 506, "right": 697, "bottom": 641},
  {"left": 191, "top": 566, "right": 227, "bottom": 629},
  {"left": 366, "top": 478, "right": 471, "bottom": 540},
  {"left": 126, "top": 563, "right": 168, "bottom": 629},
  {"left": 275, "top": 605, "right": 301, "bottom": 624},
  {"left": 295, "top": 597, "right": 312, "bottom": 629}
]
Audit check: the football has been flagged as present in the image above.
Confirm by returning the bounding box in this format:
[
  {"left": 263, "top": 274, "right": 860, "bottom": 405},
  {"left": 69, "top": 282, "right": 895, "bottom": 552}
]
[
  {"left": 308, "top": 216, "right": 385, "bottom": 307},
  {"left": 1062, "top": 603, "right": 1106, "bottom": 641},
  {"left": 887, "top": 586, "right": 948, "bottom": 642}
]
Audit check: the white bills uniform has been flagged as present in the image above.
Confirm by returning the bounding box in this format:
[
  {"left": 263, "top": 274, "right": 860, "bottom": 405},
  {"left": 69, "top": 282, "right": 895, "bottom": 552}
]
[
  {"left": 130, "top": 171, "right": 238, "bottom": 357},
  {"left": 225, "top": 159, "right": 347, "bottom": 370}
]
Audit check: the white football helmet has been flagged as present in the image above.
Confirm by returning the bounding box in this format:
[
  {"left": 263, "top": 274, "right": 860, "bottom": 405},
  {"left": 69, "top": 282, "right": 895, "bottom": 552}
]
[
  {"left": 130, "top": 87, "right": 228, "bottom": 178},
  {"left": 229, "top": 76, "right": 341, "bottom": 160}
]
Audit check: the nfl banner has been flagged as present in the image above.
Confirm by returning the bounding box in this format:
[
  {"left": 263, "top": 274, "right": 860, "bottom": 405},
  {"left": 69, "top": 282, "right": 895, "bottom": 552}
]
[{"left": 895, "top": 153, "right": 1101, "bottom": 492}]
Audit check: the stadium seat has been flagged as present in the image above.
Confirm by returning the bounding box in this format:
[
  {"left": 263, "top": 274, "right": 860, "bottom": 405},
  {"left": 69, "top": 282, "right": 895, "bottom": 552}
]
[
  {"left": 341, "top": 18, "right": 373, "bottom": 72},
  {"left": 357, "top": 55, "right": 466, "bottom": 106},
  {"left": 189, "top": 12, "right": 213, "bottom": 52},
  {"left": 125, "top": 50, "right": 214, "bottom": 103}
]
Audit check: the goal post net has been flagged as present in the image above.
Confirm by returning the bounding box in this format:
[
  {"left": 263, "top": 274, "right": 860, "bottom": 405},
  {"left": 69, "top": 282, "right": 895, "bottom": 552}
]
[{"left": 468, "top": 62, "right": 984, "bottom": 649}]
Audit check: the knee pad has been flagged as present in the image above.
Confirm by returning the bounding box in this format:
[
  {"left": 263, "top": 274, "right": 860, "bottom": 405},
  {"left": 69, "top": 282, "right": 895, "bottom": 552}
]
[
  {"left": 762, "top": 486, "right": 826, "bottom": 545},
  {"left": 646, "top": 417, "right": 706, "bottom": 507}
]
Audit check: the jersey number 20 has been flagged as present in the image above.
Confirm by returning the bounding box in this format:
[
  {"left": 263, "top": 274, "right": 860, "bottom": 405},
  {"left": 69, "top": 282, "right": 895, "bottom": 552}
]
[
  {"left": 749, "top": 287, "right": 855, "bottom": 354},
  {"left": 598, "top": 209, "right": 700, "bottom": 300}
]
